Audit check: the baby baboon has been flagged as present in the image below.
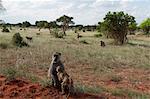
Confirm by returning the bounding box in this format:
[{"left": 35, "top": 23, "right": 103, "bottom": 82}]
[
  {"left": 56, "top": 66, "right": 74, "bottom": 96},
  {"left": 100, "top": 41, "right": 105, "bottom": 47},
  {"left": 47, "top": 52, "right": 64, "bottom": 88},
  {"left": 26, "top": 36, "right": 33, "bottom": 42}
]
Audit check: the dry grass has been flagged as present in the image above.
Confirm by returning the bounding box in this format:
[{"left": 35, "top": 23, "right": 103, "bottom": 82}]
[{"left": 0, "top": 27, "right": 150, "bottom": 98}]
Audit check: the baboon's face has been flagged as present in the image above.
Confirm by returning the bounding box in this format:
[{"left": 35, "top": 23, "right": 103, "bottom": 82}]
[{"left": 52, "top": 52, "right": 61, "bottom": 63}]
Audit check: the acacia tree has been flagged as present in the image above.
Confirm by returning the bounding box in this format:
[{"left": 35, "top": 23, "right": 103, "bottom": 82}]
[
  {"left": 128, "top": 22, "right": 137, "bottom": 35},
  {"left": 45, "top": 21, "right": 58, "bottom": 33},
  {"left": 99, "top": 11, "right": 135, "bottom": 45},
  {"left": 56, "top": 15, "right": 74, "bottom": 36},
  {"left": 140, "top": 18, "right": 150, "bottom": 35}
]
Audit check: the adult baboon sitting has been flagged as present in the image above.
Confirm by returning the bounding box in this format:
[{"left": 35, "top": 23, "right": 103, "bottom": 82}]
[
  {"left": 100, "top": 40, "right": 105, "bottom": 47},
  {"left": 56, "top": 66, "right": 74, "bottom": 96},
  {"left": 47, "top": 52, "right": 64, "bottom": 88}
]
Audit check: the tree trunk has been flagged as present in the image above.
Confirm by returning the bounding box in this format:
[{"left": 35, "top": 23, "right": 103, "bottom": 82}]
[{"left": 62, "top": 26, "right": 66, "bottom": 36}]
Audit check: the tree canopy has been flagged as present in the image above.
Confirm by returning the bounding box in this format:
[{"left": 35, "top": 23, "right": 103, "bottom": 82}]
[
  {"left": 56, "top": 15, "right": 74, "bottom": 36},
  {"left": 22, "top": 21, "right": 31, "bottom": 28},
  {"left": 128, "top": 22, "right": 137, "bottom": 35},
  {"left": 98, "top": 11, "right": 135, "bottom": 45},
  {"left": 140, "top": 18, "right": 150, "bottom": 35}
]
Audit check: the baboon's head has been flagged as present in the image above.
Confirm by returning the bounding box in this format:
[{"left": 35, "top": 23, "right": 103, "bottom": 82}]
[{"left": 52, "top": 52, "right": 61, "bottom": 63}]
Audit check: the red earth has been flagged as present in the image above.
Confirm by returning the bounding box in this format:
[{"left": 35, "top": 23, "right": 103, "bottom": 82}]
[{"left": 0, "top": 75, "right": 115, "bottom": 99}]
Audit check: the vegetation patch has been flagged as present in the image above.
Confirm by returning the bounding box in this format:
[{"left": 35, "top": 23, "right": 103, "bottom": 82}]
[
  {"left": 94, "top": 33, "right": 102, "bottom": 37},
  {"left": 12, "top": 33, "right": 29, "bottom": 47},
  {"left": 0, "top": 43, "right": 9, "bottom": 49},
  {"left": 75, "top": 84, "right": 105, "bottom": 94},
  {"left": 51, "top": 29, "right": 64, "bottom": 38},
  {"left": 2, "top": 25, "right": 10, "bottom": 33}
]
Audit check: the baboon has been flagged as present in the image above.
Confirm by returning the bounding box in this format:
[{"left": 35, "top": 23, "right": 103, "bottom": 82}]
[
  {"left": 47, "top": 52, "right": 64, "bottom": 88},
  {"left": 77, "top": 33, "right": 82, "bottom": 39},
  {"left": 26, "top": 36, "right": 33, "bottom": 42},
  {"left": 56, "top": 66, "right": 74, "bottom": 96},
  {"left": 100, "top": 41, "right": 105, "bottom": 47},
  {"left": 36, "top": 33, "right": 40, "bottom": 35}
]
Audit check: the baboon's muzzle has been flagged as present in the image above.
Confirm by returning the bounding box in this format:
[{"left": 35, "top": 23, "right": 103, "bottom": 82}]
[{"left": 53, "top": 55, "right": 59, "bottom": 62}]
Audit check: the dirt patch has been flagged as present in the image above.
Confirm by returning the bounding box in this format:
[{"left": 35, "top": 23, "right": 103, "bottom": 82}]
[{"left": 0, "top": 75, "right": 107, "bottom": 99}]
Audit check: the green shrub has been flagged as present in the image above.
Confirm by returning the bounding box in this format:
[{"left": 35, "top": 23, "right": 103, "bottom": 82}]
[
  {"left": 0, "top": 43, "right": 8, "bottom": 49},
  {"left": 79, "top": 40, "right": 89, "bottom": 44},
  {"left": 51, "top": 29, "right": 64, "bottom": 38},
  {"left": 2, "top": 28, "right": 10, "bottom": 32},
  {"left": 12, "top": 33, "right": 29, "bottom": 47},
  {"left": 2, "top": 26, "right": 10, "bottom": 32},
  {"left": 94, "top": 33, "right": 102, "bottom": 37},
  {"left": 2, "top": 67, "right": 17, "bottom": 81}
]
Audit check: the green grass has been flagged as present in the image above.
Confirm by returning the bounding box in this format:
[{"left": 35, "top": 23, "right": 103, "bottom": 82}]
[
  {"left": 75, "top": 84, "right": 150, "bottom": 99},
  {"left": 0, "top": 27, "right": 150, "bottom": 97},
  {"left": 75, "top": 84, "right": 106, "bottom": 94},
  {"left": 110, "top": 88, "right": 150, "bottom": 99}
]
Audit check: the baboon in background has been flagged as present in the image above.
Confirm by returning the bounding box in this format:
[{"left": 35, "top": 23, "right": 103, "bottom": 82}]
[
  {"left": 77, "top": 33, "right": 82, "bottom": 39},
  {"left": 56, "top": 66, "right": 74, "bottom": 96},
  {"left": 47, "top": 52, "right": 64, "bottom": 88},
  {"left": 100, "top": 41, "right": 105, "bottom": 47},
  {"left": 26, "top": 36, "right": 33, "bottom": 42},
  {"left": 36, "top": 33, "right": 40, "bottom": 35}
]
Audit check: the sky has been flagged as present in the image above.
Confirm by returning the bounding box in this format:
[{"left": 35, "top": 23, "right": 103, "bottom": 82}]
[{"left": 0, "top": 0, "right": 150, "bottom": 25}]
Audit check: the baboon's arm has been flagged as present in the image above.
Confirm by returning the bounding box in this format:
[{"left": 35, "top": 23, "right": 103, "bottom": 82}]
[{"left": 47, "top": 59, "right": 55, "bottom": 78}]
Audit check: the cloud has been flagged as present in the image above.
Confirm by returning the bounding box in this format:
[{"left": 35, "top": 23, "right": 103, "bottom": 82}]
[{"left": 0, "top": 0, "right": 149, "bottom": 25}]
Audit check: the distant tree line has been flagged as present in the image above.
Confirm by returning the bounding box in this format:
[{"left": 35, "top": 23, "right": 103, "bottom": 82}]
[{"left": 0, "top": 12, "right": 149, "bottom": 45}]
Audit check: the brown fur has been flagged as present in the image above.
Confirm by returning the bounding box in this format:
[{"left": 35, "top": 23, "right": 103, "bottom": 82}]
[{"left": 56, "top": 66, "right": 74, "bottom": 96}]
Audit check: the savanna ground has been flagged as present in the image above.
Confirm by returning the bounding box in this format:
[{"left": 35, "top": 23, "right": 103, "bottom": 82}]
[{"left": 0, "top": 27, "right": 150, "bottom": 99}]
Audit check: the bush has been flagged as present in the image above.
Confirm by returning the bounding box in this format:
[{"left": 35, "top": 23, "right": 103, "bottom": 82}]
[
  {"left": 12, "top": 33, "right": 29, "bottom": 47},
  {"left": 2, "top": 67, "right": 17, "bottom": 81},
  {"left": 2, "top": 26, "right": 10, "bottom": 32},
  {"left": 51, "top": 29, "right": 64, "bottom": 38},
  {"left": 79, "top": 40, "right": 89, "bottom": 44},
  {"left": 0, "top": 43, "right": 8, "bottom": 49},
  {"left": 94, "top": 33, "right": 102, "bottom": 37}
]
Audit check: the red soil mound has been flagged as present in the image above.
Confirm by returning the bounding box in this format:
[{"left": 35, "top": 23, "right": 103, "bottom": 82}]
[{"left": 0, "top": 75, "right": 103, "bottom": 99}]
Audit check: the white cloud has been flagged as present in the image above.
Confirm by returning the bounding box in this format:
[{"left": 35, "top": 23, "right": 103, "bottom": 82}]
[{"left": 0, "top": 0, "right": 149, "bottom": 25}]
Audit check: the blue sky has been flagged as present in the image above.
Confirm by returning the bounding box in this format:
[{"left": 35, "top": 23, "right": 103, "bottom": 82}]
[{"left": 0, "top": 0, "right": 150, "bottom": 25}]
